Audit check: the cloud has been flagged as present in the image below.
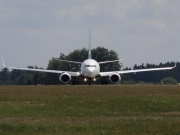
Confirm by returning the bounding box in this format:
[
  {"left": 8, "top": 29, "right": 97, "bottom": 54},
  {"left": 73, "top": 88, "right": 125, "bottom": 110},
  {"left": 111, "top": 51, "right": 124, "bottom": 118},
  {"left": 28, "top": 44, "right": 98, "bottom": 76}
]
[
  {"left": 145, "top": 20, "right": 167, "bottom": 31},
  {"left": 0, "top": 3, "right": 18, "bottom": 23},
  {"left": 1, "top": 0, "right": 179, "bottom": 31},
  {"left": 55, "top": 1, "right": 100, "bottom": 22},
  {"left": 111, "top": 0, "right": 143, "bottom": 20}
]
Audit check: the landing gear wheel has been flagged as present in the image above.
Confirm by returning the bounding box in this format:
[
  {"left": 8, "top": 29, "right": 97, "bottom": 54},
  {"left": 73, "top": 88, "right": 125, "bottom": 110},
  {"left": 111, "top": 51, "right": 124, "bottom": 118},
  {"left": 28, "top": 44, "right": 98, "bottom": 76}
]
[
  {"left": 101, "top": 80, "right": 108, "bottom": 85},
  {"left": 76, "top": 81, "right": 79, "bottom": 85},
  {"left": 88, "top": 82, "right": 92, "bottom": 85},
  {"left": 72, "top": 80, "right": 75, "bottom": 85},
  {"left": 72, "top": 78, "right": 79, "bottom": 85},
  {"left": 88, "top": 80, "right": 92, "bottom": 85},
  {"left": 101, "top": 81, "right": 104, "bottom": 85}
]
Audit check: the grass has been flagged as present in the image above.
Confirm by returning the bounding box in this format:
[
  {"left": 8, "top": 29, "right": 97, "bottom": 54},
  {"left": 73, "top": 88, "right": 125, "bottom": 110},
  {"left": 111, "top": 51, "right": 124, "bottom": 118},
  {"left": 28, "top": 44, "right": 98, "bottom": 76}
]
[{"left": 0, "top": 85, "right": 180, "bottom": 134}]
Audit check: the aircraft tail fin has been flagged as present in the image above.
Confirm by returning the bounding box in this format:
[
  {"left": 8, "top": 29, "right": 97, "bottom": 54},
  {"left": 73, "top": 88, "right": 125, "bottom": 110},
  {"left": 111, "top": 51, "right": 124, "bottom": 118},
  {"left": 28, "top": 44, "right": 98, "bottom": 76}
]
[{"left": 88, "top": 28, "right": 92, "bottom": 59}]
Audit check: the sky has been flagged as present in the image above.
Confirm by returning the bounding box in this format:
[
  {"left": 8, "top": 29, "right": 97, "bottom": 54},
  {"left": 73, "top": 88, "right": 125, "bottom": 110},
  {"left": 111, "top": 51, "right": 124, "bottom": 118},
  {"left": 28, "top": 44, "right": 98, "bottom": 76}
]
[{"left": 0, "top": 0, "right": 180, "bottom": 69}]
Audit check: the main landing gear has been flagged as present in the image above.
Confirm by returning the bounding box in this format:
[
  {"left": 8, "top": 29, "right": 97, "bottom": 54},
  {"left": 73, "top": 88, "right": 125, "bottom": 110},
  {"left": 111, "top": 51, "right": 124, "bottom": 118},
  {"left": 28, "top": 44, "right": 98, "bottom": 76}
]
[
  {"left": 101, "top": 80, "right": 108, "bottom": 85},
  {"left": 71, "top": 78, "right": 79, "bottom": 85},
  {"left": 101, "top": 77, "right": 108, "bottom": 85}
]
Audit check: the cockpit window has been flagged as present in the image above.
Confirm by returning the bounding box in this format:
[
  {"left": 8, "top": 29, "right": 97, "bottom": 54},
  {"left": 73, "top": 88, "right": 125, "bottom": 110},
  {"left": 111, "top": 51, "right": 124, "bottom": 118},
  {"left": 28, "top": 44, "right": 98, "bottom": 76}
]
[
  {"left": 85, "top": 65, "right": 90, "bottom": 67},
  {"left": 84, "top": 65, "right": 96, "bottom": 68}
]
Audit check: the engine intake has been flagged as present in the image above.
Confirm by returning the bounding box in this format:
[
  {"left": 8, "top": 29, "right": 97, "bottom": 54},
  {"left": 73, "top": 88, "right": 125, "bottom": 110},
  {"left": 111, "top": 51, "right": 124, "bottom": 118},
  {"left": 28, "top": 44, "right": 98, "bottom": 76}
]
[
  {"left": 59, "top": 73, "right": 71, "bottom": 83},
  {"left": 109, "top": 73, "right": 121, "bottom": 83}
]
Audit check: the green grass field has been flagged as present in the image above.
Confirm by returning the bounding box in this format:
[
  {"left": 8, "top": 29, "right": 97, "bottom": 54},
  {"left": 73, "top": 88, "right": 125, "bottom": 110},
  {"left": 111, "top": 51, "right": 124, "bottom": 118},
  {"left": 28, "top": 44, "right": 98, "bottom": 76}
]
[{"left": 0, "top": 85, "right": 180, "bottom": 135}]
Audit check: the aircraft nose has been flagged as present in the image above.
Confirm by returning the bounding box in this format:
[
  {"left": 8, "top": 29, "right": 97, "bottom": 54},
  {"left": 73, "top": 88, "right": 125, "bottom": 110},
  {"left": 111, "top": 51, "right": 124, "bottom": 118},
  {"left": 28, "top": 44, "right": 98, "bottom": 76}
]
[
  {"left": 88, "top": 68, "right": 94, "bottom": 73},
  {"left": 87, "top": 68, "right": 95, "bottom": 77}
]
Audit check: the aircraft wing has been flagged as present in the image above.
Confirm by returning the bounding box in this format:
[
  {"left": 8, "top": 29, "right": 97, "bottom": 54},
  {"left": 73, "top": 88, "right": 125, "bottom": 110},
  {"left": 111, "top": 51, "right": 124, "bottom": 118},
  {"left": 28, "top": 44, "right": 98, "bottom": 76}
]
[
  {"left": 7, "top": 67, "right": 80, "bottom": 77},
  {"left": 100, "top": 65, "right": 176, "bottom": 77}
]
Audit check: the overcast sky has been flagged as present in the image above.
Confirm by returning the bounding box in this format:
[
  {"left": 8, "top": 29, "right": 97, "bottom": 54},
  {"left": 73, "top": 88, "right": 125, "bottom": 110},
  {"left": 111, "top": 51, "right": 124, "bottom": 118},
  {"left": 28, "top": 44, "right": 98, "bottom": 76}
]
[{"left": 0, "top": 0, "right": 179, "bottom": 69}]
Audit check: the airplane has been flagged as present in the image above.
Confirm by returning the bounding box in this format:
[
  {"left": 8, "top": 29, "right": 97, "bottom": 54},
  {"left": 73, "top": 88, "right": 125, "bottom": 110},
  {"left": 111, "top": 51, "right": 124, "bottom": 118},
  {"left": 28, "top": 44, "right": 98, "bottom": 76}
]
[{"left": 1, "top": 30, "right": 176, "bottom": 85}]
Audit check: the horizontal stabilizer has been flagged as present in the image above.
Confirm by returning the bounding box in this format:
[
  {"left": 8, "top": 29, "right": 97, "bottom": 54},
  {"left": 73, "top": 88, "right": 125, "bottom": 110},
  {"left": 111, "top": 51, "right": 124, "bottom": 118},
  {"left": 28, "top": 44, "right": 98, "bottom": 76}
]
[
  {"left": 99, "top": 59, "right": 123, "bottom": 64},
  {"left": 59, "top": 60, "right": 82, "bottom": 64}
]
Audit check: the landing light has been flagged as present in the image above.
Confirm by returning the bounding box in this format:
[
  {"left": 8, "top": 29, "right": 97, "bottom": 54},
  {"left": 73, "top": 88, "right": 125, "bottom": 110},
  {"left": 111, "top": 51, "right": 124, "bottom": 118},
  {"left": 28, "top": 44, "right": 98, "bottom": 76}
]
[{"left": 77, "top": 72, "right": 80, "bottom": 75}]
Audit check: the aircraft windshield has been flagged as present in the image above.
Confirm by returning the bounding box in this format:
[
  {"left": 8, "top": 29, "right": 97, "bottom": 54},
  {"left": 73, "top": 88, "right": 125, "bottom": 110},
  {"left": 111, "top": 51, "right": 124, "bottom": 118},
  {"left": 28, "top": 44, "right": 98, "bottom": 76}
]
[{"left": 84, "top": 65, "right": 96, "bottom": 68}]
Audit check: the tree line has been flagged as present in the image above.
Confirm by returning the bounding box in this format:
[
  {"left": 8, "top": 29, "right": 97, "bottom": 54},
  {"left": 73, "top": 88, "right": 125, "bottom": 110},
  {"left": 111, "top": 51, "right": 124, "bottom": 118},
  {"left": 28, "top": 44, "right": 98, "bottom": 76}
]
[
  {"left": 122, "top": 62, "right": 179, "bottom": 84},
  {"left": 0, "top": 47, "right": 179, "bottom": 85}
]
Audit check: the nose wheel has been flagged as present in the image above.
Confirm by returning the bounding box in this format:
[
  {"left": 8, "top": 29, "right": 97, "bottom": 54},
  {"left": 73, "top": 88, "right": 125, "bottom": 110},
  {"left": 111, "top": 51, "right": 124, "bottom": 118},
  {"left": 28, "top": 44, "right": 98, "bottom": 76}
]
[{"left": 88, "top": 79, "right": 92, "bottom": 85}]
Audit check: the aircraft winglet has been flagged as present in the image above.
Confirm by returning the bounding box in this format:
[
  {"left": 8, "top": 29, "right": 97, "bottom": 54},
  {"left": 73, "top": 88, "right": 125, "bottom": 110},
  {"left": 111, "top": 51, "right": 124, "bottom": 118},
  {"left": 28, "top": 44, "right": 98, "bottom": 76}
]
[{"left": 1, "top": 55, "right": 6, "bottom": 68}]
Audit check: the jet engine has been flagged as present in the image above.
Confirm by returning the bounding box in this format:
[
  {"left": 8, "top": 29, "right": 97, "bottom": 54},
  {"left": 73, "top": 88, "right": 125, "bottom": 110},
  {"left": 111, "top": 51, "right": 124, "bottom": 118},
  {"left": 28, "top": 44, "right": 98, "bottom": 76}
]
[
  {"left": 109, "top": 73, "right": 121, "bottom": 83},
  {"left": 59, "top": 73, "right": 71, "bottom": 83}
]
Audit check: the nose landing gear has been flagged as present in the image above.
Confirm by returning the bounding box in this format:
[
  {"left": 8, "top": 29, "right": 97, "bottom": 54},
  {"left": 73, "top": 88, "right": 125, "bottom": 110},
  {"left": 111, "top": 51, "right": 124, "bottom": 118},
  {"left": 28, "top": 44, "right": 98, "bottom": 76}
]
[{"left": 88, "top": 79, "right": 92, "bottom": 85}]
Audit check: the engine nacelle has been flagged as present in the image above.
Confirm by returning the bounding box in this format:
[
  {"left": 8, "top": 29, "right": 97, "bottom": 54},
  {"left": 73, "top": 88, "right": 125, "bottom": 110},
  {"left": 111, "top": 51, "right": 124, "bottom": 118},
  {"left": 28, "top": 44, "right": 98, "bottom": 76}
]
[
  {"left": 59, "top": 73, "right": 71, "bottom": 83},
  {"left": 109, "top": 73, "right": 121, "bottom": 83}
]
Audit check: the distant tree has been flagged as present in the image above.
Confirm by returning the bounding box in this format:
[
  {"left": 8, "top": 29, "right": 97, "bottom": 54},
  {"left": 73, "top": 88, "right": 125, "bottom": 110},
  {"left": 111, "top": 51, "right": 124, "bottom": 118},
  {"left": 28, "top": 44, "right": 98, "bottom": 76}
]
[
  {"left": 64, "top": 49, "right": 87, "bottom": 72},
  {"left": 124, "top": 62, "right": 178, "bottom": 83},
  {"left": 1, "top": 49, "right": 179, "bottom": 85},
  {"left": 8, "top": 66, "right": 46, "bottom": 85},
  {"left": 0, "top": 68, "right": 10, "bottom": 85},
  {"left": 14, "top": 74, "right": 33, "bottom": 85},
  {"left": 46, "top": 47, "right": 121, "bottom": 84},
  {"left": 121, "top": 79, "right": 136, "bottom": 85},
  {"left": 30, "top": 66, "right": 46, "bottom": 85},
  {"left": 46, "top": 58, "right": 63, "bottom": 84},
  {"left": 92, "top": 47, "right": 121, "bottom": 71},
  {"left": 33, "top": 72, "right": 46, "bottom": 85},
  {"left": 10, "top": 70, "right": 22, "bottom": 82},
  {"left": 160, "top": 77, "right": 178, "bottom": 85},
  {"left": 171, "top": 62, "right": 180, "bottom": 82}
]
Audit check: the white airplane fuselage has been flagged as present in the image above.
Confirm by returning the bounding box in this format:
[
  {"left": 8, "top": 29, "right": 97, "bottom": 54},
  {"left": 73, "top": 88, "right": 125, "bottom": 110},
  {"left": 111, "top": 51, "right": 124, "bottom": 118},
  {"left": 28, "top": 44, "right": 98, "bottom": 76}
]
[{"left": 81, "top": 59, "right": 100, "bottom": 78}]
